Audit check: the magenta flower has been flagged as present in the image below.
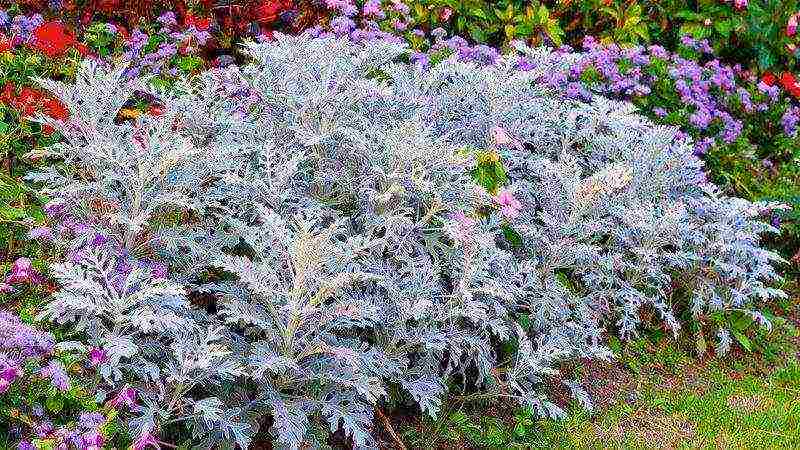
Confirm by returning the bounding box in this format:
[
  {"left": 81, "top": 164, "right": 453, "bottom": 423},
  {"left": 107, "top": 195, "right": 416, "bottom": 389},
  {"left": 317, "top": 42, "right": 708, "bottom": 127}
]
[
  {"left": 88, "top": 347, "right": 107, "bottom": 367},
  {"left": 43, "top": 198, "right": 65, "bottom": 217},
  {"left": 0, "top": 283, "right": 12, "bottom": 294},
  {"left": 82, "top": 431, "right": 104, "bottom": 450},
  {"left": 788, "top": 13, "right": 799, "bottom": 37},
  {"left": 0, "top": 366, "right": 19, "bottom": 393},
  {"left": 109, "top": 386, "right": 137, "bottom": 409},
  {"left": 6, "top": 258, "right": 42, "bottom": 285},
  {"left": 362, "top": 0, "right": 383, "bottom": 17},
  {"left": 493, "top": 189, "right": 522, "bottom": 220},
  {"left": 133, "top": 432, "right": 159, "bottom": 450}
]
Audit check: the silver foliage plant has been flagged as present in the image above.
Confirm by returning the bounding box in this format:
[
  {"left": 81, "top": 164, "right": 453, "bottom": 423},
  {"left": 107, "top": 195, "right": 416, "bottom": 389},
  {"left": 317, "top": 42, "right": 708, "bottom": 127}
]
[{"left": 27, "top": 34, "right": 785, "bottom": 448}]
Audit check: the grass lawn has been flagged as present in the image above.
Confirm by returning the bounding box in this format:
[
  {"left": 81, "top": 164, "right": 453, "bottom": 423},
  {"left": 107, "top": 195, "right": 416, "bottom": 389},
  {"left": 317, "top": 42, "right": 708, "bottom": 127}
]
[{"left": 394, "top": 297, "right": 800, "bottom": 449}]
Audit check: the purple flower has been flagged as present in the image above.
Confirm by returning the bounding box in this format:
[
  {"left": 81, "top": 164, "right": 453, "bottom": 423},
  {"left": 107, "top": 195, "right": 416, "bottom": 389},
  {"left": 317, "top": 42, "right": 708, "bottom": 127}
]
[
  {"left": 410, "top": 52, "right": 429, "bottom": 68},
  {"left": 79, "top": 412, "right": 106, "bottom": 430},
  {"left": 653, "top": 107, "right": 667, "bottom": 118},
  {"left": 782, "top": 106, "right": 800, "bottom": 136},
  {"left": 516, "top": 58, "right": 536, "bottom": 71},
  {"left": 693, "top": 137, "right": 715, "bottom": 156},
  {"left": 689, "top": 108, "right": 713, "bottom": 129},
  {"left": 40, "top": 360, "right": 69, "bottom": 392},
  {"left": 330, "top": 16, "right": 355, "bottom": 35},
  {"left": 362, "top": 0, "right": 384, "bottom": 18},
  {"left": 6, "top": 258, "right": 42, "bottom": 285},
  {"left": 0, "top": 10, "right": 10, "bottom": 29},
  {"left": 91, "top": 233, "right": 108, "bottom": 247},
  {"left": 43, "top": 199, "right": 66, "bottom": 217},
  {"left": 88, "top": 347, "right": 107, "bottom": 367},
  {"left": 17, "top": 441, "right": 34, "bottom": 450},
  {"left": 391, "top": 19, "right": 407, "bottom": 32},
  {"left": 771, "top": 215, "right": 781, "bottom": 229},
  {"left": 29, "top": 226, "right": 53, "bottom": 241},
  {"left": 0, "top": 311, "right": 55, "bottom": 357},
  {"left": 157, "top": 11, "right": 177, "bottom": 27},
  {"left": 390, "top": 0, "right": 410, "bottom": 14},
  {"left": 109, "top": 386, "right": 137, "bottom": 409}
]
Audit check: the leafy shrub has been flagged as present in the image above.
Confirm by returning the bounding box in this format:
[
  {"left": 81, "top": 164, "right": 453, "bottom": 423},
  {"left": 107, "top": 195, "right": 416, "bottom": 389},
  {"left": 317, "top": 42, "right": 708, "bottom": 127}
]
[
  {"left": 20, "top": 34, "right": 786, "bottom": 448},
  {"left": 538, "top": 35, "right": 800, "bottom": 263}
]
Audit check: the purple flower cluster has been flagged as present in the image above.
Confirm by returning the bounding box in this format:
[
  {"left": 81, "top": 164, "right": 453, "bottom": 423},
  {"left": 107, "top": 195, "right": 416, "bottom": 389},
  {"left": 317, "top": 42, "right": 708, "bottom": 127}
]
[
  {"left": 782, "top": 106, "right": 800, "bottom": 136},
  {"left": 310, "top": 0, "right": 505, "bottom": 67},
  {"left": 552, "top": 35, "right": 788, "bottom": 156},
  {"left": 5, "top": 13, "right": 43, "bottom": 46},
  {"left": 16, "top": 411, "right": 110, "bottom": 450},
  {"left": 0, "top": 311, "right": 55, "bottom": 393},
  {"left": 120, "top": 12, "right": 211, "bottom": 79}
]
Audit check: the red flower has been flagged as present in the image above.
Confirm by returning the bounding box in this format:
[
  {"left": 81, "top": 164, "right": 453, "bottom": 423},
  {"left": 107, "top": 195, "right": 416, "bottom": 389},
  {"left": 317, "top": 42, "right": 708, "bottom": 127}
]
[
  {"left": 254, "top": 0, "right": 287, "bottom": 26},
  {"left": 30, "top": 21, "right": 77, "bottom": 58},
  {"left": 0, "top": 34, "right": 12, "bottom": 53},
  {"left": 780, "top": 72, "right": 800, "bottom": 98},
  {"left": 761, "top": 72, "right": 777, "bottom": 86},
  {"left": 185, "top": 14, "right": 211, "bottom": 31},
  {"left": 147, "top": 105, "right": 164, "bottom": 116},
  {"left": 44, "top": 98, "right": 69, "bottom": 121},
  {"left": 16, "top": 87, "right": 43, "bottom": 117},
  {"left": 0, "top": 82, "right": 15, "bottom": 105}
]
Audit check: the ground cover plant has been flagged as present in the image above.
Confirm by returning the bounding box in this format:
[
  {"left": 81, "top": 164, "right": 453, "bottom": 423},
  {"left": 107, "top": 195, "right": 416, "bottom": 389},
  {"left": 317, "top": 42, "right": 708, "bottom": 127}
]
[{"left": 0, "top": 1, "right": 798, "bottom": 448}]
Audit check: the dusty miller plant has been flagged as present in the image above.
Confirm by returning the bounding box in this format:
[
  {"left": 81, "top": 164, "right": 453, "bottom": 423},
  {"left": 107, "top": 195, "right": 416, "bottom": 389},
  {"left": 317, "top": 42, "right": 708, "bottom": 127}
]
[{"left": 26, "top": 34, "right": 785, "bottom": 448}]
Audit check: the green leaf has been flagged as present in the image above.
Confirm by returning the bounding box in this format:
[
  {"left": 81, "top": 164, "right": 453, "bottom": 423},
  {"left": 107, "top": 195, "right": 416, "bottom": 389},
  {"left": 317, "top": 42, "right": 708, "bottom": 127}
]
[
  {"left": 46, "top": 395, "right": 64, "bottom": 413},
  {"left": 714, "top": 19, "right": 732, "bottom": 38},
  {"left": 731, "top": 330, "right": 753, "bottom": 352},
  {"left": 502, "top": 224, "right": 523, "bottom": 248},
  {"left": 0, "top": 121, "right": 8, "bottom": 134},
  {"left": 177, "top": 56, "right": 203, "bottom": 73}
]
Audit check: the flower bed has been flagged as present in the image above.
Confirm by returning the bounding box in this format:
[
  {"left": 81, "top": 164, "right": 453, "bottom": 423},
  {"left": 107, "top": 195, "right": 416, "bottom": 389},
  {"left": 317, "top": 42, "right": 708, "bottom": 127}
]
[{"left": 0, "top": 2, "right": 797, "bottom": 448}]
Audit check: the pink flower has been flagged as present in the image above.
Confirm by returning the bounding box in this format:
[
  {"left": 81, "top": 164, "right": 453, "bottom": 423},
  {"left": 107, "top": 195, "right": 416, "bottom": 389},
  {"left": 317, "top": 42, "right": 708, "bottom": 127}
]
[
  {"left": 439, "top": 7, "right": 453, "bottom": 21},
  {"left": 788, "top": 13, "right": 799, "bottom": 37},
  {"left": 88, "top": 347, "right": 107, "bottom": 367},
  {"left": 490, "top": 126, "right": 523, "bottom": 150},
  {"left": 450, "top": 211, "right": 477, "bottom": 242},
  {"left": 109, "top": 386, "right": 137, "bottom": 409},
  {"left": 6, "top": 258, "right": 42, "bottom": 285},
  {"left": 493, "top": 189, "right": 522, "bottom": 220},
  {"left": 733, "top": 0, "right": 747, "bottom": 9},
  {"left": 133, "top": 432, "right": 159, "bottom": 450},
  {"left": 0, "top": 283, "right": 12, "bottom": 293},
  {"left": 452, "top": 211, "right": 476, "bottom": 229}
]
